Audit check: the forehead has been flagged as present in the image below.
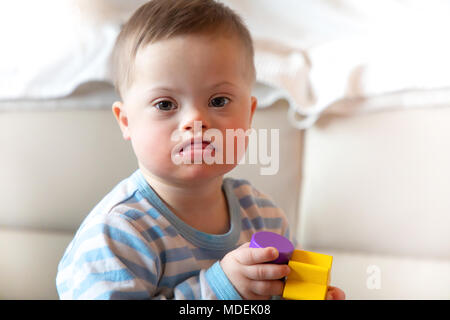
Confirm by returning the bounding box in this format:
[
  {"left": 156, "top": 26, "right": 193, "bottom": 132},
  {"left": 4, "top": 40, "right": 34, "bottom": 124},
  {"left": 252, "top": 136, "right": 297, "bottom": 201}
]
[{"left": 132, "top": 34, "right": 250, "bottom": 87}]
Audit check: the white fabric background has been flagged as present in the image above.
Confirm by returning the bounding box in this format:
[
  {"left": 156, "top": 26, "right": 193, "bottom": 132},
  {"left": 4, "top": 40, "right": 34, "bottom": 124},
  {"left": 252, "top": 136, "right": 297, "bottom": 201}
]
[{"left": 2, "top": 0, "right": 450, "bottom": 127}]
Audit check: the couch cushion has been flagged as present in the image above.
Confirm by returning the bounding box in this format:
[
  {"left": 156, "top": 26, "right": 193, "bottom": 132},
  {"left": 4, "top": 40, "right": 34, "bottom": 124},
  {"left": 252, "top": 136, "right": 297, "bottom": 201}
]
[
  {"left": 0, "top": 227, "right": 74, "bottom": 299},
  {"left": 323, "top": 248, "right": 450, "bottom": 299},
  {"left": 0, "top": 108, "right": 138, "bottom": 231},
  {"left": 298, "top": 96, "right": 450, "bottom": 259}
]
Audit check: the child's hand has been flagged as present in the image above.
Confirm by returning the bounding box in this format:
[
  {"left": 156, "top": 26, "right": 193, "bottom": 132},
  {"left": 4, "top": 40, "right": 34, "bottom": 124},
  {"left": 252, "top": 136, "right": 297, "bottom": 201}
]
[
  {"left": 326, "top": 286, "right": 346, "bottom": 300},
  {"left": 220, "top": 242, "right": 291, "bottom": 300}
]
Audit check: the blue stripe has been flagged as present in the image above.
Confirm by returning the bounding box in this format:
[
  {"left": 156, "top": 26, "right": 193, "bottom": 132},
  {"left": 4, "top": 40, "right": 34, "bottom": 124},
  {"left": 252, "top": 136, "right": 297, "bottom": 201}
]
[
  {"left": 73, "top": 269, "right": 135, "bottom": 299},
  {"left": 251, "top": 216, "right": 263, "bottom": 229},
  {"left": 116, "top": 256, "right": 159, "bottom": 285},
  {"left": 256, "top": 198, "right": 276, "bottom": 208},
  {"left": 232, "top": 179, "right": 250, "bottom": 188},
  {"left": 164, "top": 225, "right": 178, "bottom": 237},
  {"left": 263, "top": 217, "right": 282, "bottom": 229},
  {"left": 140, "top": 225, "right": 178, "bottom": 242},
  {"left": 73, "top": 246, "right": 116, "bottom": 269},
  {"left": 239, "top": 195, "right": 276, "bottom": 209},
  {"left": 159, "top": 270, "right": 200, "bottom": 288},
  {"left": 241, "top": 218, "right": 252, "bottom": 230},
  {"left": 120, "top": 207, "right": 161, "bottom": 222},
  {"left": 62, "top": 250, "right": 159, "bottom": 298},
  {"left": 118, "top": 190, "right": 140, "bottom": 205},
  {"left": 239, "top": 195, "right": 255, "bottom": 209},
  {"left": 121, "top": 191, "right": 162, "bottom": 222},
  {"left": 123, "top": 190, "right": 146, "bottom": 204},
  {"left": 95, "top": 290, "right": 150, "bottom": 300},
  {"left": 102, "top": 225, "right": 154, "bottom": 259},
  {"left": 191, "top": 247, "right": 230, "bottom": 261},
  {"left": 59, "top": 227, "right": 104, "bottom": 269},
  {"left": 176, "top": 281, "right": 196, "bottom": 299},
  {"left": 70, "top": 247, "right": 159, "bottom": 285},
  {"left": 60, "top": 223, "right": 154, "bottom": 269},
  {"left": 141, "top": 225, "right": 166, "bottom": 242},
  {"left": 146, "top": 207, "right": 160, "bottom": 219},
  {"left": 159, "top": 247, "right": 193, "bottom": 264},
  {"left": 121, "top": 209, "right": 146, "bottom": 221}
]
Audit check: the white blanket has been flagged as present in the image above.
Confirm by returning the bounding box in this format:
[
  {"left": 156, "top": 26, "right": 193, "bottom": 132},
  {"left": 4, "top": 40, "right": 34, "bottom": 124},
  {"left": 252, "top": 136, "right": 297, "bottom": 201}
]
[
  {"left": 2, "top": 0, "right": 450, "bottom": 128},
  {"left": 229, "top": 0, "right": 450, "bottom": 128},
  {"left": 0, "top": 0, "right": 120, "bottom": 100}
]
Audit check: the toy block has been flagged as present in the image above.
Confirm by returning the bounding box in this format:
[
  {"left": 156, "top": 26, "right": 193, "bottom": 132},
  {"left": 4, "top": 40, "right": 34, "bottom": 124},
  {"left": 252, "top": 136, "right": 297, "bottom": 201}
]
[
  {"left": 282, "top": 250, "right": 333, "bottom": 300},
  {"left": 249, "top": 231, "right": 294, "bottom": 264},
  {"left": 248, "top": 231, "right": 334, "bottom": 300}
]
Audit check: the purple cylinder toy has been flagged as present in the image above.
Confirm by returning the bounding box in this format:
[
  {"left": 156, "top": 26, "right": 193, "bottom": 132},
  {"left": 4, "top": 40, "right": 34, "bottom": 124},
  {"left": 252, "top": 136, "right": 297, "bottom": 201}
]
[{"left": 249, "top": 231, "right": 294, "bottom": 264}]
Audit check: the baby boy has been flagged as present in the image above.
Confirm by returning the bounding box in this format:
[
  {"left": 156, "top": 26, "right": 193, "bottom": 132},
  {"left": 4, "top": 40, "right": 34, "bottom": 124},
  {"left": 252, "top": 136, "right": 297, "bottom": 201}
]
[{"left": 56, "top": 0, "right": 344, "bottom": 300}]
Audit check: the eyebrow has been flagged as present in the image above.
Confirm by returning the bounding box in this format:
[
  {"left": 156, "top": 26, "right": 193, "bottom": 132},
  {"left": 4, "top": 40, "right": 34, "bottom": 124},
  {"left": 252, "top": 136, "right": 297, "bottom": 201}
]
[
  {"left": 147, "top": 86, "right": 179, "bottom": 94},
  {"left": 147, "top": 81, "right": 238, "bottom": 93},
  {"left": 210, "top": 81, "right": 238, "bottom": 89}
]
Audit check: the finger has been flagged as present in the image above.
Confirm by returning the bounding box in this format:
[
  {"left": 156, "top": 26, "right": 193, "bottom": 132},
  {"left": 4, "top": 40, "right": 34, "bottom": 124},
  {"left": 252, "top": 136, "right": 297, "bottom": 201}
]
[
  {"left": 238, "top": 242, "right": 250, "bottom": 249},
  {"left": 244, "top": 264, "right": 290, "bottom": 280},
  {"left": 250, "top": 280, "right": 285, "bottom": 297},
  {"left": 326, "top": 286, "right": 346, "bottom": 300},
  {"left": 235, "top": 246, "right": 279, "bottom": 265}
]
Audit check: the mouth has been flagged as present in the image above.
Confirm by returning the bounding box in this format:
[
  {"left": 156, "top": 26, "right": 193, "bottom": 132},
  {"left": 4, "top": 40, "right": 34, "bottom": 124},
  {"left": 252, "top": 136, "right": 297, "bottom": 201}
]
[{"left": 178, "top": 139, "right": 214, "bottom": 155}]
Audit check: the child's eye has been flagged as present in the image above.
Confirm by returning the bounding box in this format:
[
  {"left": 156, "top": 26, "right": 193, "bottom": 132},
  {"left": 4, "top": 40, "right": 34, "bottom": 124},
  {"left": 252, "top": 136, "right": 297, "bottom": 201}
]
[
  {"left": 154, "top": 100, "right": 177, "bottom": 111},
  {"left": 209, "top": 96, "right": 230, "bottom": 108}
]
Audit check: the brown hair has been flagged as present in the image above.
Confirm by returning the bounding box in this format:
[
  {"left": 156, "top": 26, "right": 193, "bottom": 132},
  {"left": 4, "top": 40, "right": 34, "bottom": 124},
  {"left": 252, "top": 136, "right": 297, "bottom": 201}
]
[{"left": 111, "top": 0, "right": 256, "bottom": 99}]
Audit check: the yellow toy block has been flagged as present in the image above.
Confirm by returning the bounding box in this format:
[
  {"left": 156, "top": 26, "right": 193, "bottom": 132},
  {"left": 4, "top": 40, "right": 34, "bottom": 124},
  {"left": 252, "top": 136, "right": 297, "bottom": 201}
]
[{"left": 282, "top": 250, "right": 333, "bottom": 300}]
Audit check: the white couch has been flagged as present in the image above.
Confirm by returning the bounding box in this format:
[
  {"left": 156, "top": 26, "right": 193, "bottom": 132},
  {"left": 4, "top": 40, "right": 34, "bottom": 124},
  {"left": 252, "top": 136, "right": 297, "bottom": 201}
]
[
  {"left": 1, "top": 82, "right": 449, "bottom": 299},
  {"left": 297, "top": 93, "right": 450, "bottom": 299}
]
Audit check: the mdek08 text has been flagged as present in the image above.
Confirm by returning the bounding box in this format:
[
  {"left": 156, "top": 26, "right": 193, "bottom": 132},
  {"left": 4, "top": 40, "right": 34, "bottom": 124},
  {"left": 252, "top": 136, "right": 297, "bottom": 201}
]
[{"left": 224, "top": 304, "right": 271, "bottom": 315}]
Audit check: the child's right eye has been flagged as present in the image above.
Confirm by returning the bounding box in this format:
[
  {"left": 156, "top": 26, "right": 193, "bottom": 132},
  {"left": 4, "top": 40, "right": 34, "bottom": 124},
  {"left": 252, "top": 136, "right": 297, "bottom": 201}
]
[{"left": 154, "top": 100, "right": 177, "bottom": 111}]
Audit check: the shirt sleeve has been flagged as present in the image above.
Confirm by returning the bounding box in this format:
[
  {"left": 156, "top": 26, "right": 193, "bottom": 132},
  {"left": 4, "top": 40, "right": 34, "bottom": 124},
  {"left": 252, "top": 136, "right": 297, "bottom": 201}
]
[{"left": 56, "top": 213, "right": 241, "bottom": 300}]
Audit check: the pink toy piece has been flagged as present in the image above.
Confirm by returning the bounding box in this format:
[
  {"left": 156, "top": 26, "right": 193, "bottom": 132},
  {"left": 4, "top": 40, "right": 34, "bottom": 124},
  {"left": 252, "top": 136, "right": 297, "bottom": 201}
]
[{"left": 249, "top": 231, "right": 294, "bottom": 264}]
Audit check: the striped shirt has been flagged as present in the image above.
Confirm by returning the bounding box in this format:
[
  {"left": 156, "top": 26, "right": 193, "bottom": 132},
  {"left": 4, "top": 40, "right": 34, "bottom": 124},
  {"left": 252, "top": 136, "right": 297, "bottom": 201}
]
[{"left": 56, "top": 170, "right": 292, "bottom": 300}]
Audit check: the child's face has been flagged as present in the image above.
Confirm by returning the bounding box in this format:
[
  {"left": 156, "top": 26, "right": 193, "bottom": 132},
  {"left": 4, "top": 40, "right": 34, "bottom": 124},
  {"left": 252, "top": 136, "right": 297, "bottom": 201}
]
[{"left": 113, "top": 33, "right": 257, "bottom": 185}]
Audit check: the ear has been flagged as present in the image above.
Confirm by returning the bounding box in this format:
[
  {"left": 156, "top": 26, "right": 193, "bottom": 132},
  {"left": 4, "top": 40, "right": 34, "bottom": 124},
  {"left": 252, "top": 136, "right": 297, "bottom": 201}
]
[
  {"left": 249, "top": 96, "right": 258, "bottom": 124},
  {"left": 112, "top": 101, "right": 131, "bottom": 140}
]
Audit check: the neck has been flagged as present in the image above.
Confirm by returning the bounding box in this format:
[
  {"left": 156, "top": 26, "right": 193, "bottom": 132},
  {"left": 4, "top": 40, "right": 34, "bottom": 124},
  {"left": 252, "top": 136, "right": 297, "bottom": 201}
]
[{"left": 140, "top": 169, "right": 230, "bottom": 234}]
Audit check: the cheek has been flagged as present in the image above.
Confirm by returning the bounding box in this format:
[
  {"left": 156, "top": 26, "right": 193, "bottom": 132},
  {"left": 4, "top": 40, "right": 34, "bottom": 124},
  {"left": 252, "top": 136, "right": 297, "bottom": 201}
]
[
  {"left": 218, "top": 114, "right": 253, "bottom": 164},
  {"left": 222, "top": 108, "right": 253, "bottom": 130},
  {"left": 129, "top": 124, "right": 169, "bottom": 165},
  {"left": 237, "top": 107, "right": 254, "bottom": 129}
]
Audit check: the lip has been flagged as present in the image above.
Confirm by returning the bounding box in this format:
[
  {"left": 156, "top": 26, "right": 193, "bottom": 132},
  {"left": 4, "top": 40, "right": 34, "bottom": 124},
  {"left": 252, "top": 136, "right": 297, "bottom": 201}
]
[{"left": 177, "top": 138, "right": 214, "bottom": 154}]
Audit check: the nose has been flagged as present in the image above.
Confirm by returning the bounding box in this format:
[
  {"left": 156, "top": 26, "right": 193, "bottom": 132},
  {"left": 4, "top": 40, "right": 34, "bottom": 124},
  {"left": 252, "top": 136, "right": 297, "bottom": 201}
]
[{"left": 180, "top": 105, "right": 210, "bottom": 132}]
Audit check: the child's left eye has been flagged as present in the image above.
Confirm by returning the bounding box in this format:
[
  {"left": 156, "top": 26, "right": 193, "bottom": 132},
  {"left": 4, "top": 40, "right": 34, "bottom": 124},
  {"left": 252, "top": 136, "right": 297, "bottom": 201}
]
[{"left": 209, "top": 97, "right": 230, "bottom": 108}]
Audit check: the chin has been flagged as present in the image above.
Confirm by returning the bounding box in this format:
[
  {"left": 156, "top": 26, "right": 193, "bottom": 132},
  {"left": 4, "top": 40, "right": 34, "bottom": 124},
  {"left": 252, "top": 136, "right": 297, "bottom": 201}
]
[{"left": 171, "top": 163, "right": 236, "bottom": 183}]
